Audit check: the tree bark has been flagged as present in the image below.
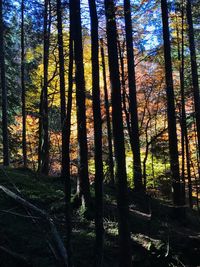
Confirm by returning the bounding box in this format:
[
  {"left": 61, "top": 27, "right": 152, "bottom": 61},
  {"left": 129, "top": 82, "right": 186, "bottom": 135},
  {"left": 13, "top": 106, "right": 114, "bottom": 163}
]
[
  {"left": 56, "top": 0, "right": 72, "bottom": 263},
  {"left": 100, "top": 39, "right": 115, "bottom": 185},
  {"left": 124, "top": 0, "right": 143, "bottom": 191},
  {"left": 161, "top": 0, "right": 182, "bottom": 206},
  {"left": 176, "top": 7, "right": 191, "bottom": 206},
  {"left": 186, "top": 0, "right": 200, "bottom": 167},
  {"left": 104, "top": 1, "right": 132, "bottom": 266},
  {"left": 117, "top": 40, "right": 133, "bottom": 156},
  {"left": 88, "top": 0, "right": 104, "bottom": 265},
  {"left": 70, "top": 0, "right": 91, "bottom": 209},
  {"left": 40, "top": 0, "right": 51, "bottom": 175},
  {"left": 38, "top": 0, "right": 51, "bottom": 175}
]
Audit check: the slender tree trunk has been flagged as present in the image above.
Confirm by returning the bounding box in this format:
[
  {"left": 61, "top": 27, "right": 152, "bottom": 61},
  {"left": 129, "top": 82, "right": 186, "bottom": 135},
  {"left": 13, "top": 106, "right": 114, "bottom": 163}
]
[
  {"left": 117, "top": 40, "right": 132, "bottom": 153},
  {"left": 21, "top": 0, "right": 27, "bottom": 168},
  {"left": 100, "top": 39, "right": 115, "bottom": 185},
  {"left": 104, "top": 1, "right": 132, "bottom": 266},
  {"left": 185, "top": 130, "right": 193, "bottom": 207},
  {"left": 186, "top": 0, "right": 200, "bottom": 164},
  {"left": 143, "top": 143, "right": 149, "bottom": 191},
  {"left": 88, "top": 1, "right": 104, "bottom": 265},
  {"left": 70, "top": 0, "right": 91, "bottom": 209},
  {"left": 38, "top": 85, "right": 43, "bottom": 172},
  {"left": 151, "top": 147, "right": 155, "bottom": 188},
  {"left": 161, "top": 0, "right": 182, "bottom": 206},
  {"left": 0, "top": 0, "right": 9, "bottom": 166},
  {"left": 39, "top": 0, "right": 51, "bottom": 175},
  {"left": 176, "top": 7, "right": 189, "bottom": 206},
  {"left": 176, "top": 10, "right": 185, "bottom": 203},
  {"left": 124, "top": 0, "right": 143, "bottom": 191},
  {"left": 56, "top": 0, "right": 72, "bottom": 264},
  {"left": 143, "top": 119, "right": 151, "bottom": 191},
  {"left": 192, "top": 117, "right": 200, "bottom": 209}
]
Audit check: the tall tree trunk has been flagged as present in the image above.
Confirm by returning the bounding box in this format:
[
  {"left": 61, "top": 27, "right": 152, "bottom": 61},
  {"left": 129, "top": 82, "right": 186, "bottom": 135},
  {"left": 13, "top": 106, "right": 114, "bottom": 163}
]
[
  {"left": 161, "top": 0, "right": 182, "bottom": 206},
  {"left": 88, "top": 0, "right": 104, "bottom": 265},
  {"left": 124, "top": 0, "right": 143, "bottom": 191},
  {"left": 100, "top": 39, "right": 115, "bottom": 185},
  {"left": 38, "top": 85, "right": 44, "bottom": 172},
  {"left": 70, "top": 0, "right": 91, "bottom": 209},
  {"left": 185, "top": 129, "right": 193, "bottom": 207},
  {"left": 56, "top": 0, "right": 72, "bottom": 264},
  {"left": 176, "top": 9, "right": 185, "bottom": 202},
  {"left": 104, "top": 1, "right": 131, "bottom": 266},
  {"left": 88, "top": 1, "right": 104, "bottom": 264},
  {"left": 176, "top": 6, "right": 189, "bottom": 206},
  {"left": 0, "top": 0, "right": 9, "bottom": 166},
  {"left": 186, "top": 0, "right": 200, "bottom": 165},
  {"left": 21, "top": 0, "right": 27, "bottom": 168},
  {"left": 66, "top": 5, "right": 74, "bottom": 264},
  {"left": 39, "top": 0, "right": 51, "bottom": 175},
  {"left": 117, "top": 40, "right": 132, "bottom": 155},
  {"left": 192, "top": 118, "right": 200, "bottom": 209}
]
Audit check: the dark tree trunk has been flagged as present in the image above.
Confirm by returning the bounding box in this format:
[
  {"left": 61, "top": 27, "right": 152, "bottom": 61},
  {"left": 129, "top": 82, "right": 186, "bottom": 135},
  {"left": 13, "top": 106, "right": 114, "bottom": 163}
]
[
  {"left": 88, "top": 0, "right": 104, "bottom": 265},
  {"left": 104, "top": 1, "right": 132, "bottom": 266},
  {"left": 143, "top": 119, "right": 151, "bottom": 191},
  {"left": 124, "top": 0, "right": 143, "bottom": 191},
  {"left": 70, "top": 0, "right": 91, "bottom": 209},
  {"left": 21, "top": 0, "right": 27, "bottom": 168},
  {"left": 176, "top": 7, "right": 189, "bottom": 206},
  {"left": 41, "top": 0, "right": 50, "bottom": 175},
  {"left": 89, "top": 0, "right": 104, "bottom": 266},
  {"left": 193, "top": 120, "right": 200, "bottom": 209},
  {"left": 161, "top": 0, "right": 182, "bottom": 206},
  {"left": 179, "top": 9, "right": 193, "bottom": 208},
  {"left": 186, "top": 0, "right": 200, "bottom": 164},
  {"left": 38, "top": 0, "right": 51, "bottom": 175},
  {"left": 38, "top": 86, "right": 44, "bottom": 172},
  {"left": 56, "top": 0, "right": 72, "bottom": 264},
  {"left": 185, "top": 129, "right": 193, "bottom": 208},
  {"left": 100, "top": 39, "right": 115, "bottom": 185},
  {"left": 0, "top": 0, "right": 9, "bottom": 166},
  {"left": 117, "top": 40, "right": 132, "bottom": 155}
]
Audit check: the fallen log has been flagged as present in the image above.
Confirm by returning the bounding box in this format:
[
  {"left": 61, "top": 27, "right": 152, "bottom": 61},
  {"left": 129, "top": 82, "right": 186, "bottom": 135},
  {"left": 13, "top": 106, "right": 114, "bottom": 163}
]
[
  {"left": 0, "top": 245, "right": 32, "bottom": 267},
  {"left": 0, "top": 185, "right": 68, "bottom": 267}
]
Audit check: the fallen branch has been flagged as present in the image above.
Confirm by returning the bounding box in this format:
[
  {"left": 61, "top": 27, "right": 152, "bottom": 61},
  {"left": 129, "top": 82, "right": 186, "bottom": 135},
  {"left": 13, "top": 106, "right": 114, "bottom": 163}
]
[
  {"left": 0, "top": 245, "right": 31, "bottom": 266},
  {"left": 129, "top": 208, "right": 152, "bottom": 221},
  {"left": 0, "top": 209, "right": 40, "bottom": 219},
  {"left": 0, "top": 185, "right": 68, "bottom": 267}
]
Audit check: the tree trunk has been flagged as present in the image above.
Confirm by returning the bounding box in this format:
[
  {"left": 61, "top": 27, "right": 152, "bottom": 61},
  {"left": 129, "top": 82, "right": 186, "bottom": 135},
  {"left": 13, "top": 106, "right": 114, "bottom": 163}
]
[
  {"left": 117, "top": 40, "right": 133, "bottom": 155},
  {"left": 56, "top": 0, "right": 72, "bottom": 264},
  {"left": 161, "top": 0, "right": 182, "bottom": 206},
  {"left": 21, "top": 0, "right": 27, "bottom": 168},
  {"left": 88, "top": 0, "right": 104, "bottom": 265},
  {"left": 70, "top": 0, "right": 91, "bottom": 209},
  {"left": 38, "top": 85, "right": 44, "bottom": 172},
  {"left": 124, "top": 0, "right": 143, "bottom": 191},
  {"left": 0, "top": 0, "right": 9, "bottom": 166},
  {"left": 38, "top": 0, "right": 51, "bottom": 175},
  {"left": 100, "top": 39, "right": 115, "bottom": 185},
  {"left": 104, "top": 1, "right": 132, "bottom": 266},
  {"left": 186, "top": 0, "right": 200, "bottom": 166},
  {"left": 176, "top": 7, "right": 189, "bottom": 206},
  {"left": 40, "top": 0, "right": 51, "bottom": 175}
]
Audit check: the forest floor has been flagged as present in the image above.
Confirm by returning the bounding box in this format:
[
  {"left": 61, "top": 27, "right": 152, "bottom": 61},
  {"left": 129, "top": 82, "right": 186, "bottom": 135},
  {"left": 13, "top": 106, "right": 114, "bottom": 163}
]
[{"left": 0, "top": 167, "right": 200, "bottom": 267}]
